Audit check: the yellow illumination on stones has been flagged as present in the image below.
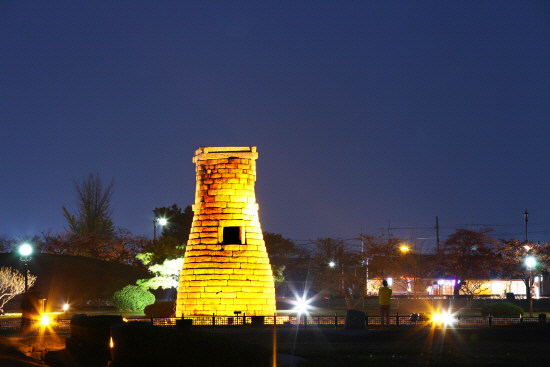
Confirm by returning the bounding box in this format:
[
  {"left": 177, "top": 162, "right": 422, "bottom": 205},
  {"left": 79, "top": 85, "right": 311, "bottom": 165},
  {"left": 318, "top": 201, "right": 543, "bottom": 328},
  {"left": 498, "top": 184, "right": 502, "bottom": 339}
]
[{"left": 176, "top": 147, "right": 275, "bottom": 317}]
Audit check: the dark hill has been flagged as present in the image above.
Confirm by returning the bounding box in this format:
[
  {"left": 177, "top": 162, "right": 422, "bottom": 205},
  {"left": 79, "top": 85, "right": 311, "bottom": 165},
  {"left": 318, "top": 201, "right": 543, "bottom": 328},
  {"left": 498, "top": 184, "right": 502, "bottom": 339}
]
[{"left": 0, "top": 253, "right": 151, "bottom": 311}]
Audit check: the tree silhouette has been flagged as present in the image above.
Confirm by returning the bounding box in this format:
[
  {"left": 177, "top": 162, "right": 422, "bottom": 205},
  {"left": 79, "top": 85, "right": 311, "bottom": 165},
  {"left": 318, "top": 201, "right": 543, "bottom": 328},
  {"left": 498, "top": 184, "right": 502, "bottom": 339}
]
[{"left": 62, "top": 173, "right": 115, "bottom": 237}]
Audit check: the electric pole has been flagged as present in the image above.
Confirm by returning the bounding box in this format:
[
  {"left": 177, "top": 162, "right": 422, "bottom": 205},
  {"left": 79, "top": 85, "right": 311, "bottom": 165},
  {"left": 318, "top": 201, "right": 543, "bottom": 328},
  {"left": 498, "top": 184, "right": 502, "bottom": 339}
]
[{"left": 436, "top": 216, "right": 440, "bottom": 255}]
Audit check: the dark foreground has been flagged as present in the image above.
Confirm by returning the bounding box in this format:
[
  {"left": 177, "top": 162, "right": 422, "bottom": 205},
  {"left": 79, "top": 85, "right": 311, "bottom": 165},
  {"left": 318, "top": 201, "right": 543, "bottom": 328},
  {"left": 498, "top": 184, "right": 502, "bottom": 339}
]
[
  {"left": 213, "top": 323, "right": 550, "bottom": 366},
  {"left": 2, "top": 323, "right": 550, "bottom": 366}
]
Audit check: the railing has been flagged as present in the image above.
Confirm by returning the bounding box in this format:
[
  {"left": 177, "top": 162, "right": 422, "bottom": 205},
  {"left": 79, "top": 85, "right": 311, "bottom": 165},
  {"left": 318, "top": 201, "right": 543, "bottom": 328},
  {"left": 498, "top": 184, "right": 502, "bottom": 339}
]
[{"left": 1, "top": 314, "right": 545, "bottom": 330}]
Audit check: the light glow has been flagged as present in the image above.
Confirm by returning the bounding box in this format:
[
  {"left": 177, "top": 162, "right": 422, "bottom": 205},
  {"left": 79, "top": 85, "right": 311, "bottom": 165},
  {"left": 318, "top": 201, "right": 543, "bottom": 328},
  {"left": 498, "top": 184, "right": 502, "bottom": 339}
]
[
  {"left": 19, "top": 244, "right": 32, "bottom": 257},
  {"left": 525, "top": 256, "right": 536, "bottom": 269},
  {"left": 158, "top": 218, "right": 167, "bottom": 226},
  {"left": 400, "top": 245, "right": 410, "bottom": 253},
  {"left": 63, "top": 304, "right": 69, "bottom": 312},
  {"left": 329, "top": 261, "right": 335, "bottom": 268},
  {"left": 387, "top": 278, "right": 393, "bottom": 286},
  {"left": 40, "top": 315, "right": 50, "bottom": 325},
  {"left": 110, "top": 337, "right": 114, "bottom": 348},
  {"left": 296, "top": 298, "right": 309, "bottom": 313},
  {"left": 432, "top": 312, "right": 455, "bottom": 325}
]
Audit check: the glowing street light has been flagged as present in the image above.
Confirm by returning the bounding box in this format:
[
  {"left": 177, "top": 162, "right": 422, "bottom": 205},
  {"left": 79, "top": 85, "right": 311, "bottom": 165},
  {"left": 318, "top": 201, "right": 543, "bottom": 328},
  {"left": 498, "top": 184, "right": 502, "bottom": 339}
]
[
  {"left": 399, "top": 245, "right": 410, "bottom": 253},
  {"left": 329, "top": 261, "right": 335, "bottom": 268},
  {"left": 153, "top": 217, "right": 168, "bottom": 242},
  {"left": 525, "top": 256, "right": 536, "bottom": 269},
  {"left": 19, "top": 244, "right": 33, "bottom": 334}
]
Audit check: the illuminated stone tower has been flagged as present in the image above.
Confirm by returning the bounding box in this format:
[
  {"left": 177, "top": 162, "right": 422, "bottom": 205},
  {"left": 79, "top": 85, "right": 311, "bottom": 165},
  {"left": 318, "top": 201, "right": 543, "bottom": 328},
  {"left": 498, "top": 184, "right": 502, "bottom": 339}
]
[{"left": 176, "top": 147, "right": 276, "bottom": 316}]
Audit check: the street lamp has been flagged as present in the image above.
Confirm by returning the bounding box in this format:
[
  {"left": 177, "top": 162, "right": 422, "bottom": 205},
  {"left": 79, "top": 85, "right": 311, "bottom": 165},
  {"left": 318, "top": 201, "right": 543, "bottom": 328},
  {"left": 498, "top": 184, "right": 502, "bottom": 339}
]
[
  {"left": 399, "top": 245, "right": 410, "bottom": 253},
  {"left": 19, "top": 244, "right": 32, "bottom": 292},
  {"left": 524, "top": 209, "right": 529, "bottom": 242},
  {"left": 153, "top": 217, "right": 168, "bottom": 242},
  {"left": 329, "top": 261, "right": 335, "bottom": 268},
  {"left": 525, "top": 255, "right": 536, "bottom": 317},
  {"left": 19, "top": 244, "right": 32, "bottom": 334}
]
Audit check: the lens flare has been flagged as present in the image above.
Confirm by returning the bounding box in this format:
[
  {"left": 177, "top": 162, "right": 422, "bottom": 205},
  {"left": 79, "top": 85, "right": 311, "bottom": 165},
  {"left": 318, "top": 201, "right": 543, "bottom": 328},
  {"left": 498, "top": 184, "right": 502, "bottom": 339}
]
[{"left": 40, "top": 315, "right": 50, "bottom": 325}]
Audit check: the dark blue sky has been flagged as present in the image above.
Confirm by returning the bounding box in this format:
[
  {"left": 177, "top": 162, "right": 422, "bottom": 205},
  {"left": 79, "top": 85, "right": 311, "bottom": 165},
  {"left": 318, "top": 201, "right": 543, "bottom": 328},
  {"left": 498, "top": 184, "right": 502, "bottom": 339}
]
[{"left": 1, "top": 1, "right": 549, "bottom": 247}]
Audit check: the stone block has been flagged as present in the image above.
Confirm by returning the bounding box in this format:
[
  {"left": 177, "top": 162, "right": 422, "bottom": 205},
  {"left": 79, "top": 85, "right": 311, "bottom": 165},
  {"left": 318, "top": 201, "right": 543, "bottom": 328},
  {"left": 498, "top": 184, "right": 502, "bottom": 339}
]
[
  {"left": 202, "top": 287, "right": 223, "bottom": 294},
  {"left": 229, "top": 256, "right": 249, "bottom": 263},
  {"left": 211, "top": 257, "right": 230, "bottom": 262},
  {"left": 200, "top": 226, "right": 218, "bottom": 233},
  {"left": 205, "top": 201, "right": 227, "bottom": 208},
  {"left": 217, "top": 269, "right": 235, "bottom": 274},
  {"left": 204, "top": 207, "right": 222, "bottom": 214},
  {"left": 229, "top": 274, "right": 248, "bottom": 280},
  {"left": 185, "top": 286, "right": 204, "bottom": 293},
  {"left": 223, "top": 286, "right": 242, "bottom": 292},
  {"left": 228, "top": 280, "right": 251, "bottom": 287},
  {"left": 194, "top": 256, "right": 212, "bottom": 263},
  {"left": 206, "top": 245, "right": 223, "bottom": 250},
  {"left": 195, "top": 274, "right": 213, "bottom": 280},
  {"left": 237, "top": 292, "right": 264, "bottom": 299},
  {"left": 199, "top": 232, "right": 217, "bottom": 239},
  {"left": 231, "top": 195, "right": 248, "bottom": 203},
  {"left": 233, "top": 269, "right": 254, "bottom": 275},
  {"left": 222, "top": 208, "right": 242, "bottom": 214},
  {"left": 218, "top": 263, "right": 241, "bottom": 269}
]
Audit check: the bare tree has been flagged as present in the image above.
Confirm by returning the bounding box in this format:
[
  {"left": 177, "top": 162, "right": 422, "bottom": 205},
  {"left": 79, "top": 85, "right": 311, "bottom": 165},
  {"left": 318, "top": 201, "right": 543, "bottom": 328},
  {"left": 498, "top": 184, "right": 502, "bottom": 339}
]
[
  {"left": 460, "top": 280, "right": 490, "bottom": 310},
  {"left": 311, "top": 238, "right": 365, "bottom": 309},
  {"left": 63, "top": 173, "right": 115, "bottom": 237},
  {"left": 0, "top": 267, "right": 37, "bottom": 310},
  {"left": 0, "top": 235, "right": 15, "bottom": 253}
]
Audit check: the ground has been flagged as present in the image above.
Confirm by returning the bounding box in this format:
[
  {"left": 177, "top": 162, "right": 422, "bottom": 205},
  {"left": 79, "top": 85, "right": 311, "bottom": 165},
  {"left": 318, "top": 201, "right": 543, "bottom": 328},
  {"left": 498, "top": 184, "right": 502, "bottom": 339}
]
[
  {"left": 1, "top": 307, "right": 550, "bottom": 366},
  {"left": 215, "top": 324, "right": 550, "bottom": 366}
]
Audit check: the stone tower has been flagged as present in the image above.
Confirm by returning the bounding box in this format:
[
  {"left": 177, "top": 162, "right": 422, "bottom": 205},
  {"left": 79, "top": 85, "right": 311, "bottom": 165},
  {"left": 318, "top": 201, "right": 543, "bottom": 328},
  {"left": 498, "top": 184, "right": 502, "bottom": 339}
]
[{"left": 176, "top": 147, "right": 276, "bottom": 317}]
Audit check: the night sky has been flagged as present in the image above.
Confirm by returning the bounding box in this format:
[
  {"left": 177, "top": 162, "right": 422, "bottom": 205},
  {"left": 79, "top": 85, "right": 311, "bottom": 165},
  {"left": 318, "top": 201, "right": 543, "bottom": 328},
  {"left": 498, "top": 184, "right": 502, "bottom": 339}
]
[{"left": 1, "top": 2, "right": 549, "bottom": 248}]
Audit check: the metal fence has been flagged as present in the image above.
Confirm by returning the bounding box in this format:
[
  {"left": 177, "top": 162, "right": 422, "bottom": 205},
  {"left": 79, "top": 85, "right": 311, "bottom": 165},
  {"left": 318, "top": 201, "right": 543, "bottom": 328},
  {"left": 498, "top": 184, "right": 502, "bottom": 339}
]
[
  {"left": 129, "top": 314, "right": 546, "bottom": 328},
  {"left": 1, "top": 314, "right": 545, "bottom": 330}
]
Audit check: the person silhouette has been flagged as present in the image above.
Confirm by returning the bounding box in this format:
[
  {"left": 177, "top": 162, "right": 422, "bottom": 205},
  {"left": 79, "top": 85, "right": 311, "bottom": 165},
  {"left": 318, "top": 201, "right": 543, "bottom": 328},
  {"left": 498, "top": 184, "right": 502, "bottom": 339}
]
[{"left": 379, "top": 279, "right": 392, "bottom": 330}]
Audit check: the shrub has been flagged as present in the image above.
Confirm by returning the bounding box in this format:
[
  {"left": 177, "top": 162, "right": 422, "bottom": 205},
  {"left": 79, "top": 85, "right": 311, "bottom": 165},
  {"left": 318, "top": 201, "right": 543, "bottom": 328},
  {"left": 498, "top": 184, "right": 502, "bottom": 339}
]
[
  {"left": 144, "top": 301, "right": 175, "bottom": 318},
  {"left": 480, "top": 302, "right": 524, "bottom": 317},
  {"left": 110, "top": 285, "right": 155, "bottom": 311}
]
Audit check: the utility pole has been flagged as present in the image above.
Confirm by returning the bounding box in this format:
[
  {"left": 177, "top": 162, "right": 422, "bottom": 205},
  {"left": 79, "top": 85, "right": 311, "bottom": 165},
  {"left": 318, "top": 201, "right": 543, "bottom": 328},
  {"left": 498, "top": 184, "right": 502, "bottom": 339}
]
[{"left": 436, "top": 216, "right": 440, "bottom": 255}]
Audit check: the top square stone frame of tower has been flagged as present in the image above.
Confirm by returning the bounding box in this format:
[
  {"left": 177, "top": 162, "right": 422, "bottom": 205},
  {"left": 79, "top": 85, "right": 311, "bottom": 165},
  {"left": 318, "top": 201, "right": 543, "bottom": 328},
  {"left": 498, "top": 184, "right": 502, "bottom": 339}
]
[{"left": 193, "top": 146, "right": 258, "bottom": 162}]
